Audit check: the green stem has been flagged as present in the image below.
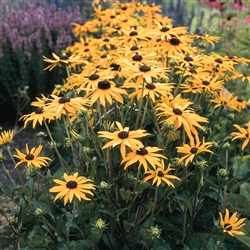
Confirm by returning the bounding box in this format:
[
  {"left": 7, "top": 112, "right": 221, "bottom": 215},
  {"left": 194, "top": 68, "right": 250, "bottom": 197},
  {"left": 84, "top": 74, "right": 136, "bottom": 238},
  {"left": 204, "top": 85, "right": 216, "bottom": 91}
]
[
  {"left": 174, "top": 67, "right": 186, "bottom": 96},
  {"left": 1, "top": 162, "right": 17, "bottom": 188},
  {"left": 140, "top": 95, "right": 150, "bottom": 129},
  {"left": 43, "top": 120, "right": 66, "bottom": 170},
  {"left": 5, "top": 146, "right": 25, "bottom": 185},
  {"left": 135, "top": 81, "right": 145, "bottom": 129},
  {"left": 149, "top": 186, "right": 158, "bottom": 228}
]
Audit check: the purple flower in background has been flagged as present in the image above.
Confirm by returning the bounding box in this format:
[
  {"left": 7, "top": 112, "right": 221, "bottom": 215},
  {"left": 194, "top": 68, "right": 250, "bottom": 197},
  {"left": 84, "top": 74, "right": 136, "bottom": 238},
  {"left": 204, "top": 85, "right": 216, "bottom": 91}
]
[{"left": 0, "top": 1, "right": 85, "bottom": 59}]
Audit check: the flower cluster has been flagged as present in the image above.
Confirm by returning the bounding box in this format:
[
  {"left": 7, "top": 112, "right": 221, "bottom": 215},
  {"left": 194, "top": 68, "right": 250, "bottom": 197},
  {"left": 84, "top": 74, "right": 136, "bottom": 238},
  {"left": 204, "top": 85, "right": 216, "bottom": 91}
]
[
  {"left": 0, "top": 1, "right": 83, "bottom": 58},
  {"left": 1, "top": 1, "right": 250, "bottom": 249}
]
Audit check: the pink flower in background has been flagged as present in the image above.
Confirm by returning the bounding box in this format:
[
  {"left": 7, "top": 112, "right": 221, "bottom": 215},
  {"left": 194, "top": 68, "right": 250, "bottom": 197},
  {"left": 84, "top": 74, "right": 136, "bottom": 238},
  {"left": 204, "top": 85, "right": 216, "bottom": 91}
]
[
  {"left": 245, "top": 16, "right": 250, "bottom": 24},
  {"left": 232, "top": 1, "right": 248, "bottom": 10}
]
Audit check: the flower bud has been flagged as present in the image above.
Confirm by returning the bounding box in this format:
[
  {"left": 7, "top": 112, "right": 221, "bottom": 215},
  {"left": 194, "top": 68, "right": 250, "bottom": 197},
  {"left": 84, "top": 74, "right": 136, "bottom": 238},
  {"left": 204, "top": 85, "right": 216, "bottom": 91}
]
[
  {"left": 34, "top": 208, "right": 44, "bottom": 216},
  {"left": 168, "top": 130, "right": 180, "bottom": 142},
  {"left": 146, "top": 226, "right": 161, "bottom": 240},
  {"left": 99, "top": 181, "right": 111, "bottom": 190},
  {"left": 95, "top": 218, "right": 106, "bottom": 230},
  {"left": 219, "top": 168, "right": 228, "bottom": 177},
  {"left": 222, "top": 142, "right": 230, "bottom": 150}
]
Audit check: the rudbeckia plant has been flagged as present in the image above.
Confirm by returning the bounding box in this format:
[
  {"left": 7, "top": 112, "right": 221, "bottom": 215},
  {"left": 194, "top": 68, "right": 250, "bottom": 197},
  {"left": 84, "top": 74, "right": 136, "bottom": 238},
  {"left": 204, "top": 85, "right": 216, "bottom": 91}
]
[{"left": 1, "top": 1, "right": 250, "bottom": 249}]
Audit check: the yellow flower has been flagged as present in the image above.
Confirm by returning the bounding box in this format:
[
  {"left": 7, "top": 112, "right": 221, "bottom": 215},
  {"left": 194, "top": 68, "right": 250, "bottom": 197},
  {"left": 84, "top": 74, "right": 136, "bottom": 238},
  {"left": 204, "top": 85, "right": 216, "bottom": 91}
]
[
  {"left": 88, "top": 80, "right": 128, "bottom": 107},
  {"left": 129, "top": 82, "right": 173, "bottom": 102},
  {"left": 142, "top": 160, "right": 180, "bottom": 187},
  {"left": 155, "top": 94, "right": 208, "bottom": 144},
  {"left": 176, "top": 137, "right": 213, "bottom": 166},
  {"left": 44, "top": 95, "right": 89, "bottom": 120},
  {"left": 49, "top": 172, "right": 96, "bottom": 205},
  {"left": 210, "top": 90, "right": 239, "bottom": 111},
  {"left": 121, "top": 146, "right": 167, "bottom": 172},
  {"left": 219, "top": 208, "right": 246, "bottom": 236},
  {"left": 43, "top": 53, "right": 84, "bottom": 71},
  {"left": 231, "top": 122, "right": 250, "bottom": 150},
  {"left": 13, "top": 144, "right": 51, "bottom": 171},
  {"left": 19, "top": 107, "right": 54, "bottom": 129},
  {"left": 0, "top": 130, "right": 14, "bottom": 146},
  {"left": 98, "top": 121, "right": 150, "bottom": 158}
]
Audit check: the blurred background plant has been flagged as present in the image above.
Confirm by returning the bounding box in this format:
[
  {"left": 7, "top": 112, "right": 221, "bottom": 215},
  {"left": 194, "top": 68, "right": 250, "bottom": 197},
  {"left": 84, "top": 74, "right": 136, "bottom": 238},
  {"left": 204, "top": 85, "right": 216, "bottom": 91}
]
[{"left": 0, "top": 0, "right": 90, "bottom": 125}]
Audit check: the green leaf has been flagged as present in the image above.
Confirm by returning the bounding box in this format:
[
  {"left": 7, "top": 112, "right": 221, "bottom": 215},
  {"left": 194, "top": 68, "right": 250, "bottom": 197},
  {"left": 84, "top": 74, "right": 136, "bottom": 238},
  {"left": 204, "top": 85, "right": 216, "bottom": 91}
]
[
  {"left": 0, "top": 236, "right": 16, "bottom": 248},
  {"left": 232, "top": 155, "right": 250, "bottom": 181},
  {"left": 1, "top": 183, "right": 11, "bottom": 196},
  {"left": 119, "top": 187, "right": 132, "bottom": 201},
  {"left": 235, "top": 235, "right": 250, "bottom": 248},
  {"left": 102, "top": 233, "right": 119, "bottom": 249},
  {"left": 68, "top": 240, "right": 94, "bottom": 249},
  {"left": 99, "top": 208, "right": 116, "bottom": 218},
  {"left": 17, "top": 197, "right": 27, "bottom": 227},
  {"left": 240, "top": 183, "right": 250, "bottom": 199},
  {"left": 174, "top": 195, "right": 193, "bottom": 214},
  {"left": 123, "top": 220, "right": 135, "bottom": 232}
]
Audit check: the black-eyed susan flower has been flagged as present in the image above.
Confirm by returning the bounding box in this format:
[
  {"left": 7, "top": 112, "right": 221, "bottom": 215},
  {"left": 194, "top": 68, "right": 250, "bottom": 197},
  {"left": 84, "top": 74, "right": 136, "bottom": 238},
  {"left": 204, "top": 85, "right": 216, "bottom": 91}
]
[
  {"left": 231, "top": 122, "right": 250, "bottom": 150},
  {"left": 129, "top": 81, "right": 173, "bottom": 102},
  {"left": 210, "top": 90, "right": 239, "bottom": 111},
  {"left": 98, "top": 121, "right": 150, "bottom": 158},
  {"left": 19, "top": 107, "right": 54, "bottom": 129},
  {"left": 88, "top": 80, "right": 128, "bottom": 107},
  {"left": 125, "top": 64, "right": 169, "bottom": 90},
  {"left": 44, "top": 95, "right": 89, "bottom": 119},
  {"left": 155, "top": 94, "right": 208, "bottom": 143},
  {"left": 188, "top": 76, "right": 225, "bottom": 94},
  {"left": 219, "top": 208, "right": 246, "bottom": 236},
  {"left": 43, "top": 53, "right": 84, "bottom": 71},
  {"left": 176, "top": 137, "right": 213, "bottom": 166},
  {"left": 191, "top": 33, "right": 221, "bottom": 47},
  {"left": 49, "top": 172, "right": 96, "bottom": 205},
  {"left": 13, "top": 144, "right": 51, "bottom": 171},
  {"left": 142, "top": 160, "right": 180, "bottom": 187},
  {"left": 0, "top": 130, "right": 14, "bottom": 146},
  {"left": 121, "top": 146, "right": 167, "bottom": 172}
]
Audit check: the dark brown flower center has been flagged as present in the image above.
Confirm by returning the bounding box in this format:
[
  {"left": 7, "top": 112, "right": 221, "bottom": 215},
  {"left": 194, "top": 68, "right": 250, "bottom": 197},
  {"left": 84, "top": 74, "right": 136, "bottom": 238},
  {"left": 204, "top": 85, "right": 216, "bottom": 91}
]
[
  {"left": 242, "top": 73, "right": 247, "bottom": 77},
  {"left": 60, "top": 55, "right": 69, "bottom": 60},
  {"left": 202, "top": 80, "right": 210, "bottom": 86},
  {"left": 66, "top": 181, "right": 77, "bottom": 189},
  {"left": 215, "top": 58, "right": 222, "bottom": 64},
  {"left": 98, "top": 80, "right": 111, "bottom": 89},
  {"left": 89, "top": 73, "right": 99, "bottom": 80},
  {"left": 184, "top": 55, "right": 193, "bottom": 62},
  {"left": 224, "top": 223, "right": 232, "bottom": 231},
  {"left": 35, "top": 107, "right": 44, "bottom": 114},
  {"left": 160, "top": 26, "right": 170, "bottom": 32},
  {"left": 129, "top": 31, "right": 138, "bottom": 36},
  {"left": 45, "top": 100, "right": 52, "bottom": 105},
  {"left": 170, "top": 38, "right": 180, "bottom": 46},
  {"left": 158, "top": 171, "right": 164, "bottom": 177},
  {"left": 103, "top": 38, "right": 110, "bottom": 42},
  {"left": 136, "top": 148, "right": 148, "bottom": 155},
  {"left": 146, "top": 83, "right": 156, "bottom": 90},
  {"left": 132, "top": 54, "right": 143, "bottom": 61},
  {"left": 101, "top": 54, "right": 107, "bottom": 58},
  {"left": 190, "top": 147, "right": 198, "bottom": 154},
  {"left": 25, "top": 154, "right": 34, "bottom": 160},
  {"left": 110, "top": 63, "right": 121, "bottom": 71},
  {"left": 84, "top": 48, "right": 89, "bottom": 52},
  {"left": 130, "top": 45, "right": 139, "bottom": 51},
  {"left": 173, "top": 108, "right": 182, "bottom": 115},
  {"left": 59, "top": 97, "right": 70, "bottom": 103},
  {"left": 237, "top": 98, "right": 243, "bottom": 102},
  {"left": 118, "top": 131, "right": 129, "bottom": 139},
  {"left": 189, "top": 68, "right": 197, "bottom": 74},
  {"left": 139, "top": 65, "right": 151, "bottom": 72}
]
